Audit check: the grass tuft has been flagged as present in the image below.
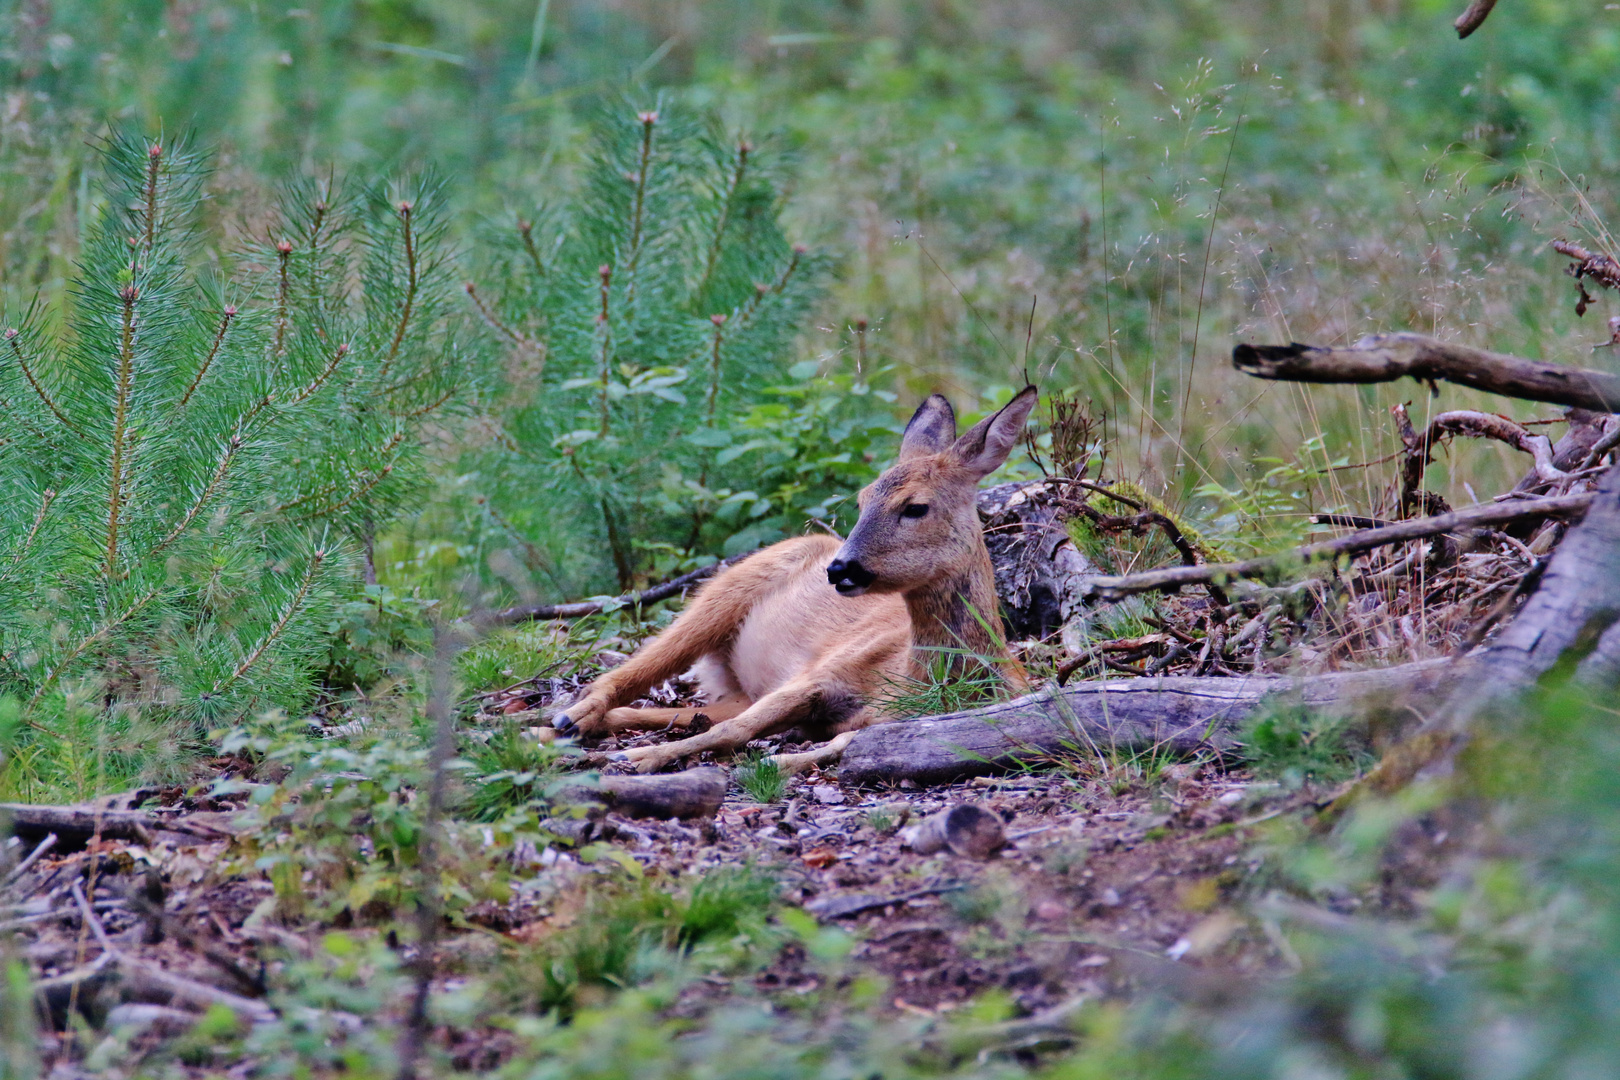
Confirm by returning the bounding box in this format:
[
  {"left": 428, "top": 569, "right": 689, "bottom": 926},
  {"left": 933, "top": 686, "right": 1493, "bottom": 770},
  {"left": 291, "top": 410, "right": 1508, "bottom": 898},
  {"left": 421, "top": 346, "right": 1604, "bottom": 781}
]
[
  {"left": 734, "top": 752, "right": 787, "bottom": 803},
  {"left": 1241, "top": 702, "right": 1374, "bottom": 789}
]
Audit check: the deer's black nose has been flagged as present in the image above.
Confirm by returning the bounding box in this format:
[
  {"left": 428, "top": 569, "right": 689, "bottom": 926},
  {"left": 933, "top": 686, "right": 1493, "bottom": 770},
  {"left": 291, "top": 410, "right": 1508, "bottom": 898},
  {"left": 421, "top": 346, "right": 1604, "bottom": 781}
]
[{"left": 827, "top": 557, "right": 877, "bottom": 595}]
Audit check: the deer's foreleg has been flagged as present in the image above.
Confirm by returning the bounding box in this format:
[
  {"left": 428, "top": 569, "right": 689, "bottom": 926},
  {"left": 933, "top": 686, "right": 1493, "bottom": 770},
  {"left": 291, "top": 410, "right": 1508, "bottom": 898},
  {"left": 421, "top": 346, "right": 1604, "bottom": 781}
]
[
  {"left": 620, "top": 680, "right": 834, "bottom": 773},
  {"left": 600, "top": 697, "right": 749, "bottom": 735}
]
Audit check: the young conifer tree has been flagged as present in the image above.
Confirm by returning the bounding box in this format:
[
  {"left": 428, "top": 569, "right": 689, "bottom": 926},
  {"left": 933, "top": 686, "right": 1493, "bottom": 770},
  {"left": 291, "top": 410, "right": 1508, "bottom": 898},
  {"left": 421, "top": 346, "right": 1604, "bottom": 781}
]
[
  {"left": 0, "top": 134, "right": 466, "bottom": 730},
  {"left": 468, "top": 98, "right": 829, "bottom": 591}
]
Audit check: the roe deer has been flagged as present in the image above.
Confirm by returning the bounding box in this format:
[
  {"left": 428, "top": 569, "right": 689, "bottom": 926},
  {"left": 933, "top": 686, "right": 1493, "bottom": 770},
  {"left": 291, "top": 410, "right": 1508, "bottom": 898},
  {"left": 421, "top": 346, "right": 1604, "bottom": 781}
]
[{"left": 554, "top": 386, "right": 1037, "bottom": 774}]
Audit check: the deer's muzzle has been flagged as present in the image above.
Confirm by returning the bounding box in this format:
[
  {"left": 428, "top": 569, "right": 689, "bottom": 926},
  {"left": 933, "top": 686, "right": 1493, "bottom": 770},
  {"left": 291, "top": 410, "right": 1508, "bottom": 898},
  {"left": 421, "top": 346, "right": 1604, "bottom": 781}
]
[{"left": 826, "top": 557, "right": 877, "bottom": 596}]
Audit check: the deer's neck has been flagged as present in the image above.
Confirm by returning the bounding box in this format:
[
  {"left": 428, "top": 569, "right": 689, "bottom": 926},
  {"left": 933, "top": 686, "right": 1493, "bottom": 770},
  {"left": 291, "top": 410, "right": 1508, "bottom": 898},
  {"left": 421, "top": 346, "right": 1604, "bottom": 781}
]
[{"left": 902, "top": 541, "right": 1004, "bottom": 666}]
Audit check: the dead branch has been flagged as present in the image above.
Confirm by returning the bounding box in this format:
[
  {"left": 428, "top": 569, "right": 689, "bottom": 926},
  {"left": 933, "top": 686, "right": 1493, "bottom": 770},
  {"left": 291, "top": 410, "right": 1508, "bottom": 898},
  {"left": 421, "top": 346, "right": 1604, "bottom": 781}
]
[
  {"left": 1066, "top": 479, "right": 1230, "bottom": 607},
  {"left": 1393, "top": 404, "right": 1568, "bottom": 513},
  {"left": 1232, "top": 332, "right": 1620, "bottom": 413},
  {"left": 69, "top": 879, "right": 275, "bottom": 1025},
  {"left": 486, "top": 556, "right": 748, "bottom": 626},
  {"left": 576, "top": 768, "right": 728, "bottom": 820},
  {"left": 1453, "top": 0, "right": 1499, "bottom": 37},
  {"left": 1, "top": 832, "right": 56, "bottom": 889},
  {"left": 1553, "top": 239, "right": 1620, "bottom": 295},
  {"left": 1342, "top": 463, "right": 1620, "bottom": 803},
  {"left": 3, "top": 804, "right": 154, "bottom": 846},
  {"left": 838, "top": 661, "right": 1461, "bottom": 787},
  {"left": 1080, "top": 492, "right": 1594, "bottom": 602}
]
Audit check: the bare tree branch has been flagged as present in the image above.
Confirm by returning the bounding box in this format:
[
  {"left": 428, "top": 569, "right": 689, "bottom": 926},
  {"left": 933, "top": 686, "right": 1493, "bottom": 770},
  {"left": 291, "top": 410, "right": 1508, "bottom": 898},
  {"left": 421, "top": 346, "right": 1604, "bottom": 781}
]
[
  {"left": 1081, "top": 492, "right": 1594, "bottom": 602},
  {"left": 1233, "top": 332, "right": 1620, "bottom": 412}
]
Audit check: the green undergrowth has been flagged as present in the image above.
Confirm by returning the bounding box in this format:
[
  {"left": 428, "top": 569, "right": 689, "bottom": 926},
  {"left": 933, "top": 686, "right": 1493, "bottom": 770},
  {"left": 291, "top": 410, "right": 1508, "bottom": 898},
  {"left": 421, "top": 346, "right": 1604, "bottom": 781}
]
[
  {"left": 1240, "top": 700, "right": 1377, "bottom": 791},
  {"left": 733, "top": 751, "right": 787, "bottom": 804}
]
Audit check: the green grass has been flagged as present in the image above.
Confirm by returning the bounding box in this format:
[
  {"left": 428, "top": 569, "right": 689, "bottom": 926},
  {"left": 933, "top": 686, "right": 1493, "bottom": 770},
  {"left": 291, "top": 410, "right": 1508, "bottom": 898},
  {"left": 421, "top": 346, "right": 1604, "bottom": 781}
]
[
  {"left": 1241, "top": 701, "right": 1375, "bottom": 790},
  {"left": 459, "top": 721, "right": 575, "bottom": 823},
  {"left": 506, "top": 865, "right": 778, "bottom": 1019},
  {"left": 734, "top": 752, "right": 787, "bottom": 804}
]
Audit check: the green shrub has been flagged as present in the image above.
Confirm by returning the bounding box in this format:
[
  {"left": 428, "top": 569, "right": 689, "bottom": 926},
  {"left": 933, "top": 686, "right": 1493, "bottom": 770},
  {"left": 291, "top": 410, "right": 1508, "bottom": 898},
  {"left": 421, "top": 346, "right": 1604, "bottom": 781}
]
[
  {"left": 0, "top": 135, "right": 467, "bottom": 745},
  {"left": 519, "top": 865, "right": 778, "bottom": 1018},
  {"left": 460, "top": 720, "right": 577, "bottom": 823},
  {"left": 465, "top": 100, "right": 891, "bottom": 594}
]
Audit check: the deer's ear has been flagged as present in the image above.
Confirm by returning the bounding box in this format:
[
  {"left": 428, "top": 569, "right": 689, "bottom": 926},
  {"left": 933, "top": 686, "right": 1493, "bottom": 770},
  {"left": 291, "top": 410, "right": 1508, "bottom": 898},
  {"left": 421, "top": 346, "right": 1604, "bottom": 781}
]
[
  {"left": 949, "top": 386, "right": 1038, "bottom": 478},
  {"left": 898, "top": 394, "right": 958, "bottom": 461}
]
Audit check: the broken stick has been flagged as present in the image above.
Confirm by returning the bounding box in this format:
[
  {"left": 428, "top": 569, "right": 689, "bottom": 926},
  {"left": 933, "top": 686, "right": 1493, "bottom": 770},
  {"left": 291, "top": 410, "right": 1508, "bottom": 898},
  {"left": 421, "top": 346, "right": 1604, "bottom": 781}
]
[
  {"left": 1233, "top": 332, "right": 1620, "bottom": 413},
  {"left": 1081, "top": 492, "right": 1594, "bottom": 603}
]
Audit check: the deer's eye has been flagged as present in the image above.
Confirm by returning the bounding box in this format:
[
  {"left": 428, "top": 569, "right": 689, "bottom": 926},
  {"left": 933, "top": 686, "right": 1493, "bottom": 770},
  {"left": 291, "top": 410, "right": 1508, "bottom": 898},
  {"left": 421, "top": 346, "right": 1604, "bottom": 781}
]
[{"left": 900, "top": 503, "right": 929, "bottom": 519}]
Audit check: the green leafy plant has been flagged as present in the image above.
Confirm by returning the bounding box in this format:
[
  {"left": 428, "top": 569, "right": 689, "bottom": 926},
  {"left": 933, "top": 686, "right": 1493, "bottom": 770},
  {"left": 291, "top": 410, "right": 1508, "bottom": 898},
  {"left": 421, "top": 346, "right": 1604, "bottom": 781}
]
[
  {"left": 0, "top": 135, "right": 467, "bottom": 749},
  {"left": 223, "top": 725, "right": 534, "bottom": 923},
  {"left": 514, "top": 866, "right": 778, "bottom": 1019},
  {"left": 734, "top": 751, "right": 787, "bottom": 804},
  {"left": 322, "top": 585, "right": 437, "bottom": 692}
]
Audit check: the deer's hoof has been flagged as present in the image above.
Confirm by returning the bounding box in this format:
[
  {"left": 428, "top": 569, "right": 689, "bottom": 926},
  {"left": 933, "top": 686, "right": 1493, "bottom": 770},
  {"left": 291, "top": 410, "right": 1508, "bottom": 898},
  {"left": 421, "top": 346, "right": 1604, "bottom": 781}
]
[{"left": 553, "top": 711, "right": 577, "bottom": 734}]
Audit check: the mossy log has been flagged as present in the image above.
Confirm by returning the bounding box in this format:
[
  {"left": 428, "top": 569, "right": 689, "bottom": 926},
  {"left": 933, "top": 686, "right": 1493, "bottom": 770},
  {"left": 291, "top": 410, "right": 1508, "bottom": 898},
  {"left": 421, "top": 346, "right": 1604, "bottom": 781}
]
[{"left": 837, "top": 662, "right": 1463, "bottom": 787}]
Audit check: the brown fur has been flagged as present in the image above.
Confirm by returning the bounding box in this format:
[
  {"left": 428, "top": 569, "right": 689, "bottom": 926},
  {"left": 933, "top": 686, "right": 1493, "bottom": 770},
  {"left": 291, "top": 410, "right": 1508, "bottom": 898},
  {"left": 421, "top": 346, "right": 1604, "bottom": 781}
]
[{"left": 554, "top": 387, "right": 1038, "bottom": 773}]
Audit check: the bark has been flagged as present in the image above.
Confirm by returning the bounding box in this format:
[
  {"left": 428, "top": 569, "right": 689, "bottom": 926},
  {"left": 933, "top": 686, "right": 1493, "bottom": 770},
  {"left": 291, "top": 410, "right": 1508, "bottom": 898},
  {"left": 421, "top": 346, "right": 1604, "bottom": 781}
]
[
  {"left": 900, "top": 803, "right": 1006, "bottom": 858},
  {"left": 574, "top": 767, "right": 728, "bottom": 819},
  {"left": 1232, "top": 333, "right": 1620, "bottom": 412},
  {"left": 0, "top": 804, "right": 231, "bottom": 849},
  {"left": 1080, "top": 493, "right": 1594, "bottom": 602},
  {"left": 837, "top": 661, "right": 1462, "bottom": 787},
  {"left": 977, "top": 480, "right": 1097, "bottom": 640},
  {"left": 1442, "top": 462, "right": 1620, "bottom": 713},
  {"left": 1511, "top": 409, "right": 1615, "bottom": 495},
  {"left": 1453, "top": 0, "right": 1498, "bottom": 37}
]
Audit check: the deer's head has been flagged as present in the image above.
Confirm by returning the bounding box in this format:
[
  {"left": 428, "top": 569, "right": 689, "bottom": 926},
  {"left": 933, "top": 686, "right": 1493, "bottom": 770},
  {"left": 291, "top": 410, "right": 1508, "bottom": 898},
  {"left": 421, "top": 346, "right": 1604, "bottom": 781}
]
[{"left": 827, "top": 386, "right": 1037, "bottom": 597}]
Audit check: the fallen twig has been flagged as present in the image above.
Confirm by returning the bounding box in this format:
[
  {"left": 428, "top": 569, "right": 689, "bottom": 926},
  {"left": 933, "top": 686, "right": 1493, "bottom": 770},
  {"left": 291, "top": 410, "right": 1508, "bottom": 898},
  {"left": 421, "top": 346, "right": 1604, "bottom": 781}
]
[
  {"left": 1082, "top": 492, "right": 1594, "bottom": 602},
  {"left": 1393, "top": 405, "right": 1567, "bottom": 512},
  {"left": 1453, "top": 0, "right": 1499, "bottom": 38},
  {"left": 69, "top": 879, "right": 275, "bottom": 1024},
  {"left": 1, "top": 832, "right": 56, "bottom": 889}
]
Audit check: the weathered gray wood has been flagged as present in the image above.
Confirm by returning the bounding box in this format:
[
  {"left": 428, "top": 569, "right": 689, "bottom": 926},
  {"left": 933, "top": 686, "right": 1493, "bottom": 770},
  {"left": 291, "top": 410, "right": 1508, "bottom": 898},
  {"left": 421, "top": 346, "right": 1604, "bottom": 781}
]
[
  {"left": 578, "top": 768, "right": 728, "bottom": 819},
  {"left": 1444, "top": 463, "right": 1620, "bottom": 712},
  {"left": 838, "top": 662, "right": 1463, "bottom": 787},
  {"left": 1233, "top": 332, "right": 1620, "bottom": 412},
  {"left": 1, "top": 803, "right": 157, "bottom": 845}
]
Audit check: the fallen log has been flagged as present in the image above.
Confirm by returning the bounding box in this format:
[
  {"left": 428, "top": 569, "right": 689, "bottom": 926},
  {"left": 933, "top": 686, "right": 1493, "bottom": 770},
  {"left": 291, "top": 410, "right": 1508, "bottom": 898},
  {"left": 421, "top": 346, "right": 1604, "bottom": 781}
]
[
  {"left": 565, "top": 767, "right": 728, "bottom": 820},
  {"left": 837, "top": 661, "right": 1462, "bottom": 787},
  {"left": 0, "top": 803, "right": 229, "bottom": 848},
  {"left": 1081, "top": 492, "right": 1594, "bottom": 602},
  {"left": 1232, "top": 332, "right": 1620, "bottom": 413},
  {"left": 2, "top": 803, "right": 157, "bottom": 846},
  {"left": 1443, "top": 463, "right": 1620, "bottom": 715}
]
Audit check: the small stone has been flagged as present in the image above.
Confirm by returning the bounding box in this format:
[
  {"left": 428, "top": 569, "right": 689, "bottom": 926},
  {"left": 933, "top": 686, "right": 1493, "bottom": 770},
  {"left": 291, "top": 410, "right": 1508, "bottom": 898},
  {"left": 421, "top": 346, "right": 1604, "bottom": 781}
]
[
  {"left": 1099, "top": 887, "right": 1122, "bottom": 907},
  {"left": 1034, "top": 899, "right": 1068, "bottom": 921}
]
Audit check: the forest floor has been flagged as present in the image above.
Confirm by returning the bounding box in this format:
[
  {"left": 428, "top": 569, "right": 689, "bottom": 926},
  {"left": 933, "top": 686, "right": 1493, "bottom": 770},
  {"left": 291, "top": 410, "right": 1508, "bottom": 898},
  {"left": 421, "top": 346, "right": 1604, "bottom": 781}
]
[{"left": 4, "top": 699, "right": 1466, "bottom": 1075}]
